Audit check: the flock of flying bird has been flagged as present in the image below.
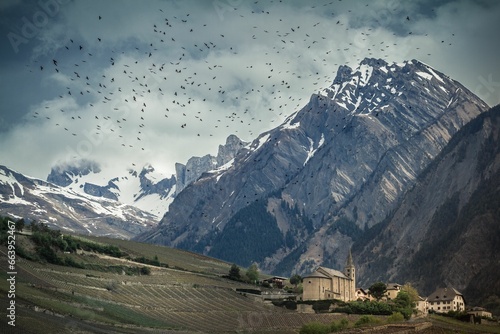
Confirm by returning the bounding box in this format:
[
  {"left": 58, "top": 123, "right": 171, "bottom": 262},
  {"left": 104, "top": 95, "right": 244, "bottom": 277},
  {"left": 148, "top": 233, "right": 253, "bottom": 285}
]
[{"left": 28, "top": 1, "right": 455, "bottom": 155}]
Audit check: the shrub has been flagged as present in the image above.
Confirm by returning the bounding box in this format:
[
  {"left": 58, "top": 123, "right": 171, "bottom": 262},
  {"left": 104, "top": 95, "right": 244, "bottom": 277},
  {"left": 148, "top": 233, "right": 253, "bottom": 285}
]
[
  {"left": 330, "top": 318, "right": 349, "bottom": 332},
  {"left": 272, "top": 300, "right": 297, "bottom": 310},
  {"left": 228, "top": 264, "right": 242, "bottom": 281},
  {"left": 106, "top": 280, "right": 118, "bottom": 291},
  {"left": 354, "top": 315, "right": 381, "bottom": 327},
  {"left": 387, "top": 312, "right": 405, "bottom": 323},
  {"left": 312, "top": 300, "right": 333, "bottom": 312},
  {"left": 299, "top": 321, "right": 331, "bottom": 334},
  {"left": 140, "top": 266, "right": 151, "bottom": 275}
]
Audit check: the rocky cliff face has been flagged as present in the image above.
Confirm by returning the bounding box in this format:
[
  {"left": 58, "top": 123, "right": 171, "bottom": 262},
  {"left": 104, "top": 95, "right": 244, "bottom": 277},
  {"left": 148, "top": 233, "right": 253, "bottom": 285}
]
[
  {"left": 354, "top": 105, "right": 500, "bottom": 307},
  {"left": 135, "top": 58, "right": 489, "bottom": 280},
  {"left": 175, "top": 134, "right": 247, "bottom": 194}
]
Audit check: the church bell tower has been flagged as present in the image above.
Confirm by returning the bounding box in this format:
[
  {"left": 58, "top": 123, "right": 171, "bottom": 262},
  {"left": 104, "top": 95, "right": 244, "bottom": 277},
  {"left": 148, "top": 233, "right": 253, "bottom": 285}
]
[{"left": 344, "top": 248, "right": 356, "bottom": 300}]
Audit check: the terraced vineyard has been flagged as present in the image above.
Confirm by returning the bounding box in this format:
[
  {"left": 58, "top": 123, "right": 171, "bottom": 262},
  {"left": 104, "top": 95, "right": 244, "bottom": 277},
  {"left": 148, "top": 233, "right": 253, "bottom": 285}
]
[
  {"left": 81, "top": 235, "right": 233, "bottom": 276},
  {"left": 0, "top": 234, "right": 353, "bottom": 333}
]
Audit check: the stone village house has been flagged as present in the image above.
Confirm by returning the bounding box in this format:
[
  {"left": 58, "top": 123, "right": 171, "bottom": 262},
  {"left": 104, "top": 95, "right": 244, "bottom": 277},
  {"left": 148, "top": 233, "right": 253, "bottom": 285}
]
[{"left": 427, "top": 287, "right": 465, "bottom": 313}]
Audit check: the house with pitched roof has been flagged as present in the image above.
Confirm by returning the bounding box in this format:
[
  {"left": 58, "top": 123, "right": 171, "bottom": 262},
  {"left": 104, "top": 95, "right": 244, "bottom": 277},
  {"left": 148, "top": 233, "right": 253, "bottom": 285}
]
[
  {"left": 427, "top": 287, "right": 465, "bottom": 313},
  {"left": 385, "top": 283, "right": 403, "bottom": 300},
  {"left": 301, "top": 250, "right": 356, "bottom": 302}
]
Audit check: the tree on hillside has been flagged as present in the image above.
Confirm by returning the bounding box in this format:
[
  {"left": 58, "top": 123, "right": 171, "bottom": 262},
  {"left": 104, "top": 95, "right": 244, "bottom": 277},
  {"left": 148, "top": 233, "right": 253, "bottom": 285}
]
[
  {"left": 246, "top": 263, "right": 259, "bottom": 282},
  {"left": 15, "top": 219, "right": 25, "bottom": 232},
  {"left": 394, "top": 291, "right": 412, "bottom": 308},
  {"left": 368, "top": 282, "right": 387, "bottom": 301},
  {"left": 290, "top": 274, "right": 302, "bottom": 287},
  {"left": 401, "top": 283, "right": 420, "bottom": 304},
  {"left": 229, "top": 264, "right": 242, "bottom": 281},
  {"left": 393, "top": 290, "right": 414, "bottom": 319}
]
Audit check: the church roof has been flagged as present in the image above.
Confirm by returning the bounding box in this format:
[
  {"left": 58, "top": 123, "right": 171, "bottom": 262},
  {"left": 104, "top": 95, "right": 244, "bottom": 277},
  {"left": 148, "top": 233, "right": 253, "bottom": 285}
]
[
  {"left": 304, "top": 271, "right": 330, "bottom": 279},
  {"left": 303, "top": 266, "right": 350, "bottom": 280}
]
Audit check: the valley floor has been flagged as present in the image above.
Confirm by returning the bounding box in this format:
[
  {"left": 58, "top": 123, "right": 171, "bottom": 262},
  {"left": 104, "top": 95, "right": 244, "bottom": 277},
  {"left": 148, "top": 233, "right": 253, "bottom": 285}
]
[{"left": 1, "top": 234, "right": 499, "bottom": 334}]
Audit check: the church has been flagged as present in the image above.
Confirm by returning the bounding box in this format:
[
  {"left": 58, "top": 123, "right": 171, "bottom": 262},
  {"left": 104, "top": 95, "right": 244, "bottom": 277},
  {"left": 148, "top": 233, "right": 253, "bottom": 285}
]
[{"left": 301, "top": 250, "right": 356, "bottom": 302}]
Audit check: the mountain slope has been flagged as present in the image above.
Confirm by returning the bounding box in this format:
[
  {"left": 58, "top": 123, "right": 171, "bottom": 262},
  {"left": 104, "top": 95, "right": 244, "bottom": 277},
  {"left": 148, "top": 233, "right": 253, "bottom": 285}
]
[
  {"left": 0, "top": 165, "right": 156, "bottom": 238},
  {"left": 136, "top": 58, "right": 489, "bottom": 276},
  {"left": 354, "top": 105, "right": 500, "bottom": 310}
]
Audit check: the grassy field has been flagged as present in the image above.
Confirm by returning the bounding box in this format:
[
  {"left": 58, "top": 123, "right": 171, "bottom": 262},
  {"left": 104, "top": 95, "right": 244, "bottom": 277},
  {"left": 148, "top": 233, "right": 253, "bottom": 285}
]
[
  {"left": 79, "top": 234, "right": 234, "bottom": 276},
  {"left": 428, "top": 314, "right": 500, "bottom": 333}
]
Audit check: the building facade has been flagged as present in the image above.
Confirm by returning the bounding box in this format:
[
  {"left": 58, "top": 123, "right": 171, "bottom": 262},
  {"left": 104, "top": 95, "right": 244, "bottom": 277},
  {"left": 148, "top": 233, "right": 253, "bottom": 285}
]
[
  {"left": 427, "top": 287, "right": 465, "bottom": 313},
  {"left": 415, "top": 296, "right": 429, "bottom": 315},
  {"left": 302, "top": 250, "right": 356, "bottom": 302},
  {"left": 385, "top": 283, "right": 402, "bottom": 300},
  {"left": 468, "top": 307, "right": 492, "bottom": 319}
]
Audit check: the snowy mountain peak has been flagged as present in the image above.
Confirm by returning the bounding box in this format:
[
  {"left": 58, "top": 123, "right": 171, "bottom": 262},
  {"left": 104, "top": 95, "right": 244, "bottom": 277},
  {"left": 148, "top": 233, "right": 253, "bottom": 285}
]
[
  {"left": 47, "top": 159, "right": 101, "bottom": 187},
  {"left": 1, "top": 165, "right": 156, "bottom": 238},
  {"left": 47, "top": 160, "right": 175, "bottom": 218},
  {"left": 312, "top": 57, "right": 489, "bottom": 129}
]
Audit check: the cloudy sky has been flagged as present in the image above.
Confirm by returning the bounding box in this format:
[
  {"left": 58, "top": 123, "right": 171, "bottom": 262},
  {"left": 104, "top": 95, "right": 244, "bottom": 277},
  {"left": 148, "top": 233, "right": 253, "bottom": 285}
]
[{"left": 1, "top": 0, "right": 499, "bottom": 180}]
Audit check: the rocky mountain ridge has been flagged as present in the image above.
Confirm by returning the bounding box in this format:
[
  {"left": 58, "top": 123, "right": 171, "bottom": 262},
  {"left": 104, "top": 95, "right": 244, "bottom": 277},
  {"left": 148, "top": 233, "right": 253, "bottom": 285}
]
[{"left": 136, "top": 58, "right": 489, "bottom": 280}]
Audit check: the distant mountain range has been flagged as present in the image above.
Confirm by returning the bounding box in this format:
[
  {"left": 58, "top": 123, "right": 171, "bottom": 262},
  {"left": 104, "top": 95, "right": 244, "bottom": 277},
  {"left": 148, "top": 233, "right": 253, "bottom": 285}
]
[
  {"left": 0, "top": 133, "right": 247, "bottom": 237},
  {"left": 45, "top": 134, "right": 248, "bottom": 218},
  {"left": 0, "top": 165, "right": 156, "bottom": 239}
]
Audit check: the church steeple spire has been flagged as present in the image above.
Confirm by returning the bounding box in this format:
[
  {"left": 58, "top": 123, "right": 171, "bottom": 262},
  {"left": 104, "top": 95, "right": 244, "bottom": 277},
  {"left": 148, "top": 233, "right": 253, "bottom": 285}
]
[
  {"left": 344, "top": 248, "right": 356, "bottom": 300},
  {"left": 346, "top": 248, "right": 354, "bottom": 268}
]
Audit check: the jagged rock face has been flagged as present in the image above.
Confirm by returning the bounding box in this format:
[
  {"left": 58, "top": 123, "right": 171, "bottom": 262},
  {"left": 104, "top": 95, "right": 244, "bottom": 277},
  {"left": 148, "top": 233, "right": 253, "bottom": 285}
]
[
  {"left": 175, "top": 135, "right": 248, "bottom": 194},
  {"left": 136, "top": 58, "right": 489, "bottom": 278},
  {"left": 354, "top": 106, "right": 500, "bottom": 305},
  {"left": 216, "top": 134, "right": 247, "bottom": 166},
  {"left": 0, "top": 165, "right": 156, "bottom": 239},
  {"left": 47, "top": 159, "right": 101, "bottom": 187},
  {"left": 136, "top": 166, "right": 176, "bottom": 200},
  {"left": 175, "top": 155, "right": 217, "bottom": 195},
  {"left": 83, "top": 181, "right": 119, "bottom": 201},
  {"left": 46, "top": 134, "right": 247, "bottom": 217}
]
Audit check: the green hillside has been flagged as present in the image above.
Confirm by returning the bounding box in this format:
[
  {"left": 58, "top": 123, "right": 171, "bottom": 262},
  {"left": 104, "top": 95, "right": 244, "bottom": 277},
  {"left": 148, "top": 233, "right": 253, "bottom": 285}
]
[{"left": 0, "top": 220, "right": 351, "bottom": 333}]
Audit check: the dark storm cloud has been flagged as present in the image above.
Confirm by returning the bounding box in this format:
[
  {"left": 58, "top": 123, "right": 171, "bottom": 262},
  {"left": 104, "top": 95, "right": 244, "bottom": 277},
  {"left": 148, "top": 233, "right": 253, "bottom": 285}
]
[{"left": 0, "top": 0, "right": 499, "bottom": 179}]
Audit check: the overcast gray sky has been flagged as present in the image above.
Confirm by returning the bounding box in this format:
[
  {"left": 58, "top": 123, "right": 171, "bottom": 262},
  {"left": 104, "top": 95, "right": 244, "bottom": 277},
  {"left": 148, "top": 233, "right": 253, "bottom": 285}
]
[{"left": 1, "top": 0, "right": 499, "bottom": 180}]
